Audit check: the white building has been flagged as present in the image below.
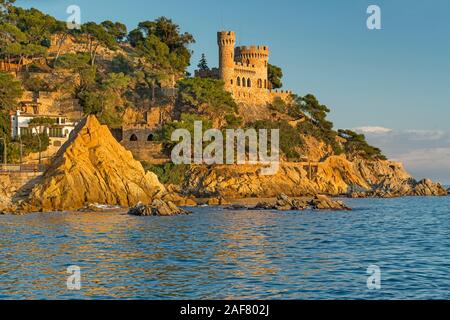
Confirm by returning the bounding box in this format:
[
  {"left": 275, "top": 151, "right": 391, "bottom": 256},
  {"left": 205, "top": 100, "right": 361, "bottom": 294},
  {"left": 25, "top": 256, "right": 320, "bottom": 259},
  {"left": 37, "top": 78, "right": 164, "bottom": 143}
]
[{"left": 10, "top": 110, "right": 78, "bottom": 147}]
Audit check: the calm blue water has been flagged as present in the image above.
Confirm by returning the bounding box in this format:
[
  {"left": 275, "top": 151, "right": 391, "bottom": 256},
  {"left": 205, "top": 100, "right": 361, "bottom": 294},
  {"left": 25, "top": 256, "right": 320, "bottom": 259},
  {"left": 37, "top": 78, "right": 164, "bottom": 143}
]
[{"left": 1, "top": 196, "right": 449, "bottom": 300}]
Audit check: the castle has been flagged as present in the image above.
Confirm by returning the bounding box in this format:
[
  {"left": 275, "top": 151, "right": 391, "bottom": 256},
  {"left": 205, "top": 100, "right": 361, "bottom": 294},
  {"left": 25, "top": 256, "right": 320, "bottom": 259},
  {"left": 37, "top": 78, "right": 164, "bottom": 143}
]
[{"left": 197, "top": 31, "right": 292, "bottom": 105}]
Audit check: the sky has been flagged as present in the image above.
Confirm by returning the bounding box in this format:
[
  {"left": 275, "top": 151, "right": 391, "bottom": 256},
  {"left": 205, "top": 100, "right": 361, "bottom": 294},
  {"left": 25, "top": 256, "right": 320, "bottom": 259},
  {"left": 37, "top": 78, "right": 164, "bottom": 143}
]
[{"left": 16, "top": 0, "right": 450, "bottom": 183}]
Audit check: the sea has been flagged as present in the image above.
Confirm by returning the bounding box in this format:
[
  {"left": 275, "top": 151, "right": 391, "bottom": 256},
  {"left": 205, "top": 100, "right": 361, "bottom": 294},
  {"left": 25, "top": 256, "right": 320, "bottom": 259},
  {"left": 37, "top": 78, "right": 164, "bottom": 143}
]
[{"left": 0, "top": 196, "right": 449, "bottom": 300}]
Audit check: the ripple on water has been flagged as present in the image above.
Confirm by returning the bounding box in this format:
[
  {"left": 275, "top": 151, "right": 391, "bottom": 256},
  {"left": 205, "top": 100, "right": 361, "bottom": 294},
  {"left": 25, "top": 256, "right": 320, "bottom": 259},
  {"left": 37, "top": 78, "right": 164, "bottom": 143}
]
[{"left": 1, "top": 197, "right": 450, "bottom": 299}]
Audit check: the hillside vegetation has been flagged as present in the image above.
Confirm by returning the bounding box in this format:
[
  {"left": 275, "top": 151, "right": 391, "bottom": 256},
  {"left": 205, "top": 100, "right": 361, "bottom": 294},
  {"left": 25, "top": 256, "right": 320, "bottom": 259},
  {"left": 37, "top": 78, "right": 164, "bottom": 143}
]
[{"left": 0, "top": 0, "right": 385, "bottom": 164}]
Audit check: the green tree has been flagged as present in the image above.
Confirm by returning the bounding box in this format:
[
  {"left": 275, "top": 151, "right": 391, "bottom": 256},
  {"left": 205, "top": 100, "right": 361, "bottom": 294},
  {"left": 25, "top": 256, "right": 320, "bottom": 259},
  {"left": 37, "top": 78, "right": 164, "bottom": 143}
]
[
  {"left": 28, "top": 117, "right": 55, "bottom": 134},
  {"left": 0, "top": 71, "right": 23, "bottom": 111},
  {"left": 250, "top": 119, "right": 304, "bottom": 159},
  {"left": 128, "top": 28, "right": 144, "bottom": 47},
  {"left": 81, "top": 22, "right": 117, "bottom": 66},
  {"left": 197, "top": 53, "right": 209, "bottom": 71},
  {"left": 101, "top": 20, "right": 127, "bottom": 42},
  {"left": 177, "top": 77, "right": 237, "bottom": 116},
  {"left": 0, "top": 22, "right": 26, "bottom": 62},
  {"left": 51, "top": 20, "right": 75, "bottom": 65},
  {"left": 338, "top": 129, "right": 387, "bottom": 160},
  {"left": 155, "top": 113, "right": 212, "bottom": 152},
  {"left": 10, "top": 7, "right": 58, "bottom": 44},
  {"left": 296, "top": 94, "right": 333, "bottom": 131},
  {"left": 111, "top": 54, "right": 133, "bottom": 74},
  {"left": 102, "top": 72, "right": 131, "bottom": 94},
  {"left": 129, "top": 17, "right": 195, "bottom": 75},
  {"left": 136, "top": 34, "right": 171, "bottom": 69},
  {"left": 78, "top": 73, "right": 130, "bottom": 128},
  {"left": 55, "top": 53, "right": 96, "bottom": 93},
  {"left": 268, "top": 63, "right": 283, "bottom": 89},
  {"left": 270, "top": 97, "right": 288, "bottom": 113}
]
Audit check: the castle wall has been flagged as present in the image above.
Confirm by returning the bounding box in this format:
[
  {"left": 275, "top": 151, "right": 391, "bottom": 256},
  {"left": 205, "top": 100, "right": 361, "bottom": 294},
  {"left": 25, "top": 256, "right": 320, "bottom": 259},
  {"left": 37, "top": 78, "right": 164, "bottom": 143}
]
[
  {"left": 217, "top": 31, "right": 291, "bottom": 106},
  {"left": 121, "top": 141, "right": 170, "bottom": 164}
]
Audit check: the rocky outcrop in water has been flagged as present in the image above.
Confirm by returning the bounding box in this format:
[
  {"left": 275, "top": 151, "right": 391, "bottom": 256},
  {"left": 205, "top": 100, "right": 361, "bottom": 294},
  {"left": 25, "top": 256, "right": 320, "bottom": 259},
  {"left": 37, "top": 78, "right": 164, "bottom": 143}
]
[
  {"left": 255, "top": 194, "right": 351, "bottom": 211},
  {"left": 128, "top": 200, "right": 191, "bottom": 216},
  {"left": 255, "top": 194, "right": 309, "bottom": 211},
  {"left": 309, "top": 195, "right": 351, "bottom": 210},
  {"left": 20, "top": 115, "right": 167, "bottom": 212},
  {"left": 350, "top": 178, "right": 448, "bottom": 198}
]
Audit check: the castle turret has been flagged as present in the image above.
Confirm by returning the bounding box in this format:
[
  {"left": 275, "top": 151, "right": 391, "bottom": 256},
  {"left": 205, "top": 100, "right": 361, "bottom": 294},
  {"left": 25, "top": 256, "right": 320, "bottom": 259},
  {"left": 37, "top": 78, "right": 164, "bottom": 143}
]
[
  {"left": 235, "top": 45, "right": 269, "bottom": 68},
  {"left": 217, "top": 31, "right": 236, "bottom": 91}
]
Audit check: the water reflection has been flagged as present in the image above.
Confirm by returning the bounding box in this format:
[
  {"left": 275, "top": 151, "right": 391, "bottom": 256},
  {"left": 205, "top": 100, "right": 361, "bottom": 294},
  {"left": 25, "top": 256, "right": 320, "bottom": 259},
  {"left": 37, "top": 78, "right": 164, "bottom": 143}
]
[{"left": 1, "top": 196, "right": 450, "bottom": 299}]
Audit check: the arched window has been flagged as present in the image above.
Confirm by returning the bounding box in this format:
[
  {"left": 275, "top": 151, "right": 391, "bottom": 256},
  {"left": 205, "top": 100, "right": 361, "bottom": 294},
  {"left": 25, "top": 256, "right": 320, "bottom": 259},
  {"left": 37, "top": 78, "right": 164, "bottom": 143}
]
[
  {"left": 258, "top": 79, "right": 262, "bottom": 88},
  {"left": 242, "top": 78, "right": 246, "bottom": 87},
  {"left": 264, "top": 79, "right": 267, "bottom": 89},
  {"left": 237, "top": 77, "right": 241, "bottom": 86},
  {"left": 246, "top": 59, "right": 250, "bottom": 65},
  {"left": 130, "top": 134, "right": 138, "bottom": 141},
  {"left": 147, "top": 134, "right": 154, "bottom": 141},
  {"left": 247, "top": 78, "right": 251, "bottom": 87}
]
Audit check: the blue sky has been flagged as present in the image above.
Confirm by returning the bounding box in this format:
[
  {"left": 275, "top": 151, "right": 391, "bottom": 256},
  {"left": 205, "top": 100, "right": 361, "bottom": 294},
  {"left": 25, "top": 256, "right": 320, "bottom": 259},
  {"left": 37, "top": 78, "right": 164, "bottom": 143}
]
[{"left": 16, "top": 0, "right": 450, "bottom": 182}]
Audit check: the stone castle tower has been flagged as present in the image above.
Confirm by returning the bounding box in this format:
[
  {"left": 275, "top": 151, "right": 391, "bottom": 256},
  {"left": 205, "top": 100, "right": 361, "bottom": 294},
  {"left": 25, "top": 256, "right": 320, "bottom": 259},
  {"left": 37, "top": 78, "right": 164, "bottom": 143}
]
[{"left": 216, "top": 31, "right": 292, "bottom": 105}]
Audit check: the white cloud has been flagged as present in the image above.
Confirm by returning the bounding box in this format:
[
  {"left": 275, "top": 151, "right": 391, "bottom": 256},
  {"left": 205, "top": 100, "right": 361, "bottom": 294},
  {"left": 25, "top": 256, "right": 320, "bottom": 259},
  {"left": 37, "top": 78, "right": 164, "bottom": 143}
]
[
  {"left": 402, "top": 130, "right": 447, "bottom": 141},
  {"left": 354, "top": 126, "right": 393, "bottom": 134}
]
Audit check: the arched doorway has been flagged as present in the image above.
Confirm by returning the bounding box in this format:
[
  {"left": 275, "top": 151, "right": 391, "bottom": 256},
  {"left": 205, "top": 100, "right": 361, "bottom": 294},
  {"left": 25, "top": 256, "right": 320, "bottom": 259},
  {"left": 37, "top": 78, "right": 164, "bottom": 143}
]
[{"left": 130, "top": 134, "right": 138, "bottom": 141}]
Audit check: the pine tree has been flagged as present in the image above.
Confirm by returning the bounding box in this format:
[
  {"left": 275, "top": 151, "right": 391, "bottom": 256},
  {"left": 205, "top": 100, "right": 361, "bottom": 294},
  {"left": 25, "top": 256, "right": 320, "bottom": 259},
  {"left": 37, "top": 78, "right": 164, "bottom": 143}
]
[{"left": 197, "top": 53, "right": 209, "bottom": 71}]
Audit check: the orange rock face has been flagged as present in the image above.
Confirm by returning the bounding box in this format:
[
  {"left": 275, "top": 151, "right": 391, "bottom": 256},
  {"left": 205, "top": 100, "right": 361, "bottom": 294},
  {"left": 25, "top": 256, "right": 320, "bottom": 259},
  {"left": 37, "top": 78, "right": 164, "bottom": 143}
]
[{"left": 22, "top": 115, "right": 166, "bottom": 212}]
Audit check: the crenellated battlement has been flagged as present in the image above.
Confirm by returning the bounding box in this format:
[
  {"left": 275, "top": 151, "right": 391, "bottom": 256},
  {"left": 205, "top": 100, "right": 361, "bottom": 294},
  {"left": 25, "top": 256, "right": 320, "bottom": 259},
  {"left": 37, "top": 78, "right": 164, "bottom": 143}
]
[
  {"left": 217, "top": 31, "right": 236, "bottom": 46},
  {"left": 236, "top": 45, "right": 269, "bottom": 53},
  {"left": 212, "top": 31, "right": 292, "bottom": 106}
]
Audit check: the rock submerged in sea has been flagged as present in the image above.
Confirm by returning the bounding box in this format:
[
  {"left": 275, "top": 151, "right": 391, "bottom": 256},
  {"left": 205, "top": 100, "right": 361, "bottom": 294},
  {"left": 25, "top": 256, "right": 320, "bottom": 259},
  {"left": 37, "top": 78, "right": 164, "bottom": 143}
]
[
  {"left": 128, "top": 200, "right": 191, "bottom": 217},
  {"left": 255, "top": 193, "right": 309, "bottom": 211},
  {"left": 254, "top": 193, "right": 351, "bottom": 211},
  {"left": 309, "top": 195, "right": 351, "bottom": 210}
]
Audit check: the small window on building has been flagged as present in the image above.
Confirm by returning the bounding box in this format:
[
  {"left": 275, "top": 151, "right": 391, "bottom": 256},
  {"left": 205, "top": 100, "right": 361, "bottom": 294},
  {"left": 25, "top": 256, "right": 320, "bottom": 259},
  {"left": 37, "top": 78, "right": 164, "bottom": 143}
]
[
  {"left": 53, "top": 141, "right": 62, "bottom": 147},
  {"left": 231, "top": 79, "right": 233, "bottom": 85},
  {"left": 247, "top": 78, "right": 251, "bottom": 87},
  {"left": 147, "top": 134, "right": 154, "bottom": 142},
  {"left": 130, "top": 134, "right": 138, "bottom": 141},
  {"left": 237, "top": 77, "right": 241, "bottom": 86}
]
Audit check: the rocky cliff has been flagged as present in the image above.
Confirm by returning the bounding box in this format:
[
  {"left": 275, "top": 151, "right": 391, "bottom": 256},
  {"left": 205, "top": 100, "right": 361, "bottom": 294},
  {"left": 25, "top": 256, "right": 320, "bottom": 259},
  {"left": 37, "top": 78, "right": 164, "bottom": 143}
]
[
  {"left": 0, "top": 175, "right": 12, "bottom": 211},
  {"left": 182, "top": 156, "right": 447, "bottom": 199},
  {"left": 21, "top": 115, "right": 167, "bottom": 212}
]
